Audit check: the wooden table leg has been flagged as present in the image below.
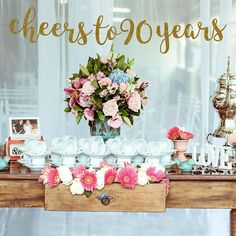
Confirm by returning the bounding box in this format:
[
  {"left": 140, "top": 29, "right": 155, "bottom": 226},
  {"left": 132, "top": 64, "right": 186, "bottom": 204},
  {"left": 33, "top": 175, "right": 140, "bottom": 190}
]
[{"left": 230, "top": 209, "right": 236, "bottom": 236}]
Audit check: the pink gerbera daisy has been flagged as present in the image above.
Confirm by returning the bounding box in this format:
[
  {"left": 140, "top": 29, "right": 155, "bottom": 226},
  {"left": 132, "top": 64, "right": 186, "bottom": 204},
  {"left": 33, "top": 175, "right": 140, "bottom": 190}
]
[
  {"left": 80, "top": 170, "right": 97, "bottom": 191},
  {"left": 146, "top": 167, "right": 166, "bottom": 182},
  {"left": 71, "top": 165, "right": 85, "bottom": 178},
  {"left": 47, "top": 168, "right": 60, "bottom": 187},
  {"left": 38, "top": 164, "right": 52, "bottom": 184},
  {"left": 100, "top": 161, "right": 116, "bottom": 169},
  {"left": 104, "top": 168, "right": 117, "bottom": 185},
  {"left": 116, "top": 167, "right": 137, "bottom": 189}
]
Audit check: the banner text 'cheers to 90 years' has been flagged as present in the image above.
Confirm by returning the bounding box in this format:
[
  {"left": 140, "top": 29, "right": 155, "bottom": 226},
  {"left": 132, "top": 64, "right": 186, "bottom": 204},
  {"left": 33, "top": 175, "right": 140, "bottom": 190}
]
[{"left": 9, "top": 7, "right": 226, "bottom": 54}]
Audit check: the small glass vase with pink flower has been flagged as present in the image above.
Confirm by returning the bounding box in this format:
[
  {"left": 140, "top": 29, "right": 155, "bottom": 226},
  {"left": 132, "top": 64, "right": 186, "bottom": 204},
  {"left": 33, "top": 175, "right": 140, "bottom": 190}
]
[
  {"left": 167, "top": 126, "right": 194, "bottom": 172},
  {"left": 63, "top": 46, "right": 149, "bottom": 141}
]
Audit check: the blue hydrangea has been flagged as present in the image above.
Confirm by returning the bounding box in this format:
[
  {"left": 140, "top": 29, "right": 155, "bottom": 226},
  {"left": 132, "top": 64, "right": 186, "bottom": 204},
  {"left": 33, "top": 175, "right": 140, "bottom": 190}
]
[{"left": 108, "top": 69, "right": 132, "bottom": 84}]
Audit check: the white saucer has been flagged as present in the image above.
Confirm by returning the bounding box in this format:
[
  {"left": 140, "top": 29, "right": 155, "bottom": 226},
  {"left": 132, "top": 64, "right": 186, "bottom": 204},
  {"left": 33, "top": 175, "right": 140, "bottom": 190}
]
[{"left": 51, "top": 151, "right": 80, "bottom": 157}]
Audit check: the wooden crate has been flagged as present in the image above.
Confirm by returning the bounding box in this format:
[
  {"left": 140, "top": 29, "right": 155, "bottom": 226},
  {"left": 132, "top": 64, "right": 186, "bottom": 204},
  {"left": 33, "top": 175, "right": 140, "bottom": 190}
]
[{"left": 45, "top": 183, "right": 166, "bottom": 212}]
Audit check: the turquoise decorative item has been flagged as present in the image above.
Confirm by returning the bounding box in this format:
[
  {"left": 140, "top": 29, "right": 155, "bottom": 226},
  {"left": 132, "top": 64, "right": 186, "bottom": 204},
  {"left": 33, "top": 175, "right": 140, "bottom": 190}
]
[
  {"left": 89, "top": 118, "right": 120, "bottom": 141},
  {"left": 175, "top": 158, "right": 194, "bottom": 172},
  {"left": 0, "top": 157, "right": 10, "bottom": 170}
]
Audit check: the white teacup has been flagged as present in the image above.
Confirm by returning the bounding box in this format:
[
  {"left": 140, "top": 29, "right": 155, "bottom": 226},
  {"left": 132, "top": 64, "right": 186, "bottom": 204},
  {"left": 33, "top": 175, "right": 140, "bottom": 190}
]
[
  {"left": 89, "top": 157, "right": 103, "bottom": 168},
  {"left": 133, "top": 139, "right": 147, "bottom": 154},
  {"left": 145, "top": 158, "right": 160, "bottom": 166},
  {"left": 60, "top": 156, "right": 76, "bottom": 166},
  {"left": 78, "top": 154, "right": 90, "bottom": 166},
  {"left": 115, "top": 158, "right": 132, "bottom": 167},
  {"left": 31, "top": 157, "right": 45, "bottom": 166},
  {"left": 121, "top": 141, "right": 136, "bottom": 155}
]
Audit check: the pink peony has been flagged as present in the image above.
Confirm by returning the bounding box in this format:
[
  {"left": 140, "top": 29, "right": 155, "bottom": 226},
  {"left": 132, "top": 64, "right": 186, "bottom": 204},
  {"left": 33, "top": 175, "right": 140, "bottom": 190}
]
[
  {"left": 104, "top": 168, "right": 117, "bottom": 185},
  {"left": 80, "top": 170, "right": 97, "bottom": 191},
  {"left": 81, "top": 81, "right": 95, "bottom": 95},
  {"left": 97, "top": 71, "right": 105, "bottom": 80},
  {"left": 116, "top": 166, "right": 137, "bottom": 189},
  {"left": 128, "top": 92, "right": 141, "bottom": 112},
  {"left": 167, "top": 126, "right": 180, "bottom": 140},
  {"left": 102, "top": 99, "right": 119, "bottom": 117},
  {"left": 179, "top": 130, "right": 194, "bottom": 140},
  {"left": 119, "top": 83, "right": 128, "bottom": 93},
  {"left": 84, "top": 108, "right": 94, "bottom": 121},
  {"left": 98, "top": 77, "right": 112, "bottom": 87},
  {"left": 99, "top": 89, "right": 108, "bottom": 97},
  {"left": 47, "top": 168, "right": 60, "bottom": 187},
  {"left": 146, "top": 167, "right": 166, "bottom": 182},
  {"left": 107, "top": 114, "right": 123, "bottom": 129},
  {"left": 71, "top": 165, "right": 85, "bottom": 178}
]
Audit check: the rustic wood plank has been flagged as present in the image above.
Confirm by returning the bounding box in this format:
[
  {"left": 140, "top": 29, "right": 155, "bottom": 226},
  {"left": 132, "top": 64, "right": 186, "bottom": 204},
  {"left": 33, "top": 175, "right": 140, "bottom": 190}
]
[
  {"left": 0, "top": 180, "right": 44, "bottom": 208},
  {"left": 230, "top": 209, "right": 236, "bottom": 236},
  {"left": 45, "top": 183, "right": 166, "bottom": 212},
  {"left": 166, "top": 181, "right": 236, "bottom": 209}
]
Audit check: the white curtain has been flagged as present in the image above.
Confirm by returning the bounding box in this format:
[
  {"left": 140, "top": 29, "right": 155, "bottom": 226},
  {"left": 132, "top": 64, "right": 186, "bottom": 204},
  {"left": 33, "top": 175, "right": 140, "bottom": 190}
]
[{"left": 0, "top": 0, "right": 236, "bottom": 235}]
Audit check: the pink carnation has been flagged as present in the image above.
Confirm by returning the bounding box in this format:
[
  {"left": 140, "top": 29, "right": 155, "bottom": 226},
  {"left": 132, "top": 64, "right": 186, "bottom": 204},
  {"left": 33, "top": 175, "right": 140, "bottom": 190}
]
[
  {"left": 80, "top": 170, "right": 97, "bottom": 191},
  {"left": 146, "top": 167, "right": 166, "bottom": 182},
  {"left": 84, "top": 108, "right": 94, "bottom": 121},
  {"left": 116, "top": 166, "right": 137, "bottom": 189},
  {"left": 107, "top": 114, "right": 122, "bottom": 129},
  {"left": 104, "top": 168, "right": 117, "bottom": 185},
  {"left": 98, "top": 77, "right": 112, "bottom": 87},
  {"left": 167, "top": 126, "right": 180, "bottom": 140},
  {"left": 81, "top": 81, "right": 95, "bottom": 95},
  {"left": 71, "top": 165, "right": 85, "bottom": 178},
  {"left": 47, "top": 168, "right": 60, "bottom": 187},
  {"left": 128, "top": 92, "right": 141, "bottom": 112}
]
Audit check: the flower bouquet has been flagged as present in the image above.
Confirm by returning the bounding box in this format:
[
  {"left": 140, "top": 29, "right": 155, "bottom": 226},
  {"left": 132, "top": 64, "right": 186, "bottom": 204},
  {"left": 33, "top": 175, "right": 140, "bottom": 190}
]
[
  {"left": 64, "top": 46, "right": 149, "bottom": 140},
  {"left": 167, "top": 126, "right": 194, "bottom": 162}
]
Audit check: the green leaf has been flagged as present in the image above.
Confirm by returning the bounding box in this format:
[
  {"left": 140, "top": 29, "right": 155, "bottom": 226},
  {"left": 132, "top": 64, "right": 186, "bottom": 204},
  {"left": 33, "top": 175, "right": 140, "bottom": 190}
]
[
  {"left": 91, "top": 94, "right": 102, "bottom": 106},
  {"left": 64, "top": 107, "right": 71, "bottom": 113},
  {"left": 73, "top": 73, "right": 80, "bottom": 78},
  {"left": 87, "top": 57, "right": 95, "bottom": 73},
  {"left": 91, "top": 80, "right": 99, "bottom": 89},
  {"left": 119, "top": 109, "right": 129, "bottom": 116},
  {"left": 94, "top": 62, "right": 99, "bottom": 73},
  {"left": 122, "top": 116, "right": 132, "bottom": 126},
  {"left": 80, "top": 64, "right": 90, "bottom": 76},
  {"left": 84, "top": 190, "right": 92, "bottom": 198},
  {"left": 117, "top": 55, "right": 125, "bottom": 68},
  {"left": 73, "top": 104, "right": 83, "bottom": 112},
  {"left": 128, "top": 58, "right": 135, "bottom": 68},
  {"left": 97, "top": 110, "right": 105, "bottom": 121},
  {"left": 76, "top": 113, "right": 83, "bottom": 124}
]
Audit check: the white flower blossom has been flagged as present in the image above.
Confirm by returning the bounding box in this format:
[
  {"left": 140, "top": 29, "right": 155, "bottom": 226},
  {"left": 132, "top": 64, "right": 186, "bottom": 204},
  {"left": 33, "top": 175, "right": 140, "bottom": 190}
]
[
  {"left": 57, "top": 166, "right": 73, "bottom": 185},
  {"left": 137, "top": 170, "right": 149, "bottom": 186},
  {"left": 96, "top": 170, "right": 105, "bottom": 190},
  {"left": 70, "top": 179, "right": 84, "bottom": 195}
]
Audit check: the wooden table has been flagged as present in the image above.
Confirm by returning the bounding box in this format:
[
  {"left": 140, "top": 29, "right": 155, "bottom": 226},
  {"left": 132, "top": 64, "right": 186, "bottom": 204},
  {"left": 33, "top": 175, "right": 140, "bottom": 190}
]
[{"left": 1, "top": 161, "right": 236, "bottom": 235}]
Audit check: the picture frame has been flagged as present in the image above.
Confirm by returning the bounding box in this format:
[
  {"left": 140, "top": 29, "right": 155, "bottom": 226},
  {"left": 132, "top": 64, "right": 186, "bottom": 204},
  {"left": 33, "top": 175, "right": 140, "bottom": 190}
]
[{"left": 9, "top": 117, "right": 41, "bottom": 140}]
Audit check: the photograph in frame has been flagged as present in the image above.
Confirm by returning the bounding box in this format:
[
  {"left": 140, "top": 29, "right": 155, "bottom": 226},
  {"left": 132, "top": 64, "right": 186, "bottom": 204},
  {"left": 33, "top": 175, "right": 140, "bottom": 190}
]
[{"left": 9, "top": 117, "right": 41, "bottom": 140}]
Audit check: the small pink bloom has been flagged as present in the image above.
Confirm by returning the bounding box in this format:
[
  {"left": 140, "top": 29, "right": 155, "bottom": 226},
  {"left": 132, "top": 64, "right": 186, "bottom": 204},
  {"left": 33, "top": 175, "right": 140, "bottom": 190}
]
[
  {"left": 88, "top": 74, "right": 96, "bottom": 81},
  {"left": 123, "top": 92, "right": 131, "bottom": 100},
  {"left": 100, "top": 161, "right": 116, "bottom": 169},
  {"left": 135, "top": 80, "right": 143, "bottom": 89},
  {"left": 179, "top": 130, "right": 194, "bottom": 140},
  {"left": 80, "top": 170, "right": 97, "bottom": 191},
  {"left": 119, "top": 83, "right": 128, "bottom": 93},
  {"left": 97, "top": 71, "right": 105, "bottom": 80},
  {"left": 99, "top": 56, "right": 108, "bottom": 64},
  {"left": 98, "top": 77, "right": 112, "bottom": 87},
  {"left": 104, "top": 168, "right": 117, "bottom": 185},
  {"left": 128, "top": 92, "right": 141, "bottom": 112},
  {"left": 126, "top": 69, "right": 136, "bottom": 78},
  {"left": 140, "top": 81, "right": 149, "bottom": 89},
  {"left": 81, "top": 81, "right": 95, "bottom": 95},
  {"left": 167, "top": 126, "right": 180, "bottom": 140},
  {"left": 72, "top": 77, "right": 89, "bottom": 89},
  {"left": 48, "top": 168, "right": 60, "bottom": 187},
  {"left": 103, "top": 99, "right": 119, "bottom": 117},
  {"left": 228, "top": 133, "right": 236, "bottom": 145},
  {"left": 78, "top": 95, "right": 92, "bottom": 108},
  {"left": 71, "top": 165, "right": 85, "bottom": 178},
  {"left": 114, "top": 95, "right": 120, "bottom": 101},
  {"left": 84, "top": 108, "right": 94, "bottom": 121},
  {"left": 38, "top": 164, "right": 52, "bottom": 184},
  {"left": 99, "top": 89, "right": 108, "bottom": 97},
  {"left": 146, "top": 167, "right": 166, "bottom": 182},
  {"left": 116, "top": 166, "right": 137, "bottom": 189},
  {"left": 141, "top": 97, "right": 149, "bottom": 106},
  {"left": 107, "top": 114, "right": 122, "bottom": 129}
]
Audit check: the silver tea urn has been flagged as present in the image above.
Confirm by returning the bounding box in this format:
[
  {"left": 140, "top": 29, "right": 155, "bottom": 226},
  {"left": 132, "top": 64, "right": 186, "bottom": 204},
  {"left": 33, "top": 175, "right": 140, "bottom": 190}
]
[{"left": 209, "top": 57, "right": 236, "bottom": 139}]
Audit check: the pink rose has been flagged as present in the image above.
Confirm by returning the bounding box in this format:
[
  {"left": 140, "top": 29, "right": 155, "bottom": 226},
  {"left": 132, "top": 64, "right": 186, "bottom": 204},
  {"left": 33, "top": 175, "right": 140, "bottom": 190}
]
[
  {"left": 119, "top": 83, "right": 128, "bottom": 93},
  {"left": 179, "top": 130, "right": 194, "bottom": 140},
  {"left": 128, "top": 92, "right": 141, "bottom": 112},
  {"left": 99, "top": 56, "right": 108, "bottom": 64},
  {"left": 84, "top": 108, "right": 94, "bottom": 121},
  {"left": 103, "top": 99, "right": 119, "bottom": 117},
  {"left": 126, "top": 69, "right": 136, "bottom": 78},
  {"left": 81, "top": 81, "right": 95, "bottom": 95},
  {"left": 99, "top": 89, "right": 108, "bottom": 98},
  {"left": 107, "top": 114, "right": 123, "bottom": 129},
  {"left": 98, "top": 77, "right": 112, "bottom": 87},
  {"left": 167, "top": 127, "right": 180, "bottom": 140},
  {"left": 97, "top": 71, "right": 105, "bottom": 80}
]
